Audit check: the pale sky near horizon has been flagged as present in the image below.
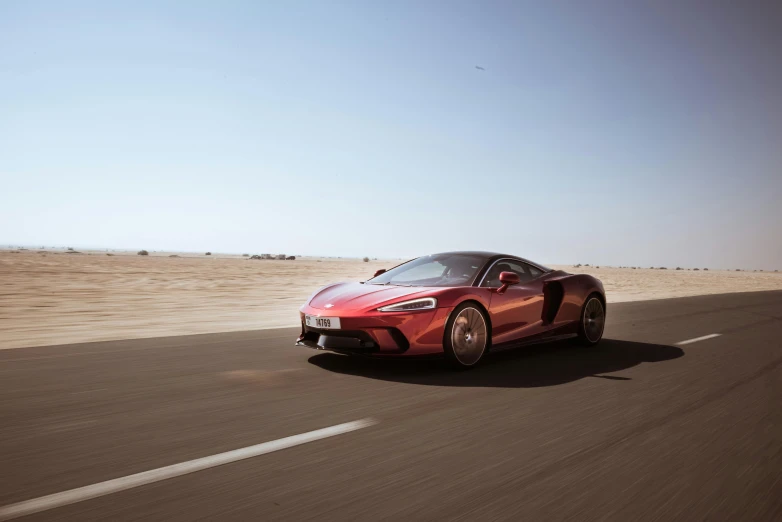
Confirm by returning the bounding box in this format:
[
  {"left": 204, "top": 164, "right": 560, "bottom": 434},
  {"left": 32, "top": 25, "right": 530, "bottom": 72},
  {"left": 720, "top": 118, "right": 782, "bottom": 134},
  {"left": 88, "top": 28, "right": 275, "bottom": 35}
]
[{"left": 2, "top": 1, "right": 781, "bottom": 269}]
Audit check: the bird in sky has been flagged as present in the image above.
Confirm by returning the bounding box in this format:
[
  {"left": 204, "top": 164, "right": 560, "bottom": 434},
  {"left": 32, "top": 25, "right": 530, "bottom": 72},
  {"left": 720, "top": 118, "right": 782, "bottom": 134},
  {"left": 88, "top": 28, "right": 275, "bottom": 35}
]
[{"left": 475, "top": 65, "right": 485, "bottom": 71}]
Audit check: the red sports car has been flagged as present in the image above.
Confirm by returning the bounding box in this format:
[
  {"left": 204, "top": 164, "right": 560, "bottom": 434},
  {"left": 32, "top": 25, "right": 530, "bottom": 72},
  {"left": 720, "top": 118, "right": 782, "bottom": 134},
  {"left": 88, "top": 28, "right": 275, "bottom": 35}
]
[{"left": 296, "top": 251, "right": 606, "bottom": 368}]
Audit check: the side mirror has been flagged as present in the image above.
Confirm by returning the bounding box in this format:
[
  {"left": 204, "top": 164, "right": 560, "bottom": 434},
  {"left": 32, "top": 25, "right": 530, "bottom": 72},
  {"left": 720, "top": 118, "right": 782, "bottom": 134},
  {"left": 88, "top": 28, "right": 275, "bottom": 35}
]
[
  {"left": 497, "top": 271, "right": 520, "bottom": 294},
  {"left": 373, "top": 269, "right": 387, "bottom": 278}
]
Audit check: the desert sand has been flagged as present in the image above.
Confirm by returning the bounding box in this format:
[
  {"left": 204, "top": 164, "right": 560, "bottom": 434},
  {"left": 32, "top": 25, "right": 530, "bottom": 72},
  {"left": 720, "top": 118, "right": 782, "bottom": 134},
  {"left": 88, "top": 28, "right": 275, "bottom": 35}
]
[{"left": 1, "top": 250, "right": 781, "bottom": 349}]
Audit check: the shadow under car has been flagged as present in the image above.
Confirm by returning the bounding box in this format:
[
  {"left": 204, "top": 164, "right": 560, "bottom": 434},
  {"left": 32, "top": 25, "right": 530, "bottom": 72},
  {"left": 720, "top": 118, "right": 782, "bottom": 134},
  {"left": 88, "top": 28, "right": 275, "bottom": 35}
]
[{"left": 307, "top": 338, "right": 684, "bottom": 388}]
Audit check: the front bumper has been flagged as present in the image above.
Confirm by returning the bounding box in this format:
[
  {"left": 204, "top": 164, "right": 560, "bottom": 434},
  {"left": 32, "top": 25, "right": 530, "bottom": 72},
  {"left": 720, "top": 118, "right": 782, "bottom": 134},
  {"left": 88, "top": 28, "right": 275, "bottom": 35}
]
[{"left": 295, "top": 305, "right": 452, "bottom": 356}]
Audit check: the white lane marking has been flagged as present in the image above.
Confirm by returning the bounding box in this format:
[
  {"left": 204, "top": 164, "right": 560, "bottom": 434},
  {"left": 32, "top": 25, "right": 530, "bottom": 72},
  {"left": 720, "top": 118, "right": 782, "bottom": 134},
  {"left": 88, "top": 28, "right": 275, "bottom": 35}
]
[
  {"left": 0, "top": 418, "right": 376, "bottom": 521},
  {"left": 676, "top": 333, "right": 722, "bottom": 345}
]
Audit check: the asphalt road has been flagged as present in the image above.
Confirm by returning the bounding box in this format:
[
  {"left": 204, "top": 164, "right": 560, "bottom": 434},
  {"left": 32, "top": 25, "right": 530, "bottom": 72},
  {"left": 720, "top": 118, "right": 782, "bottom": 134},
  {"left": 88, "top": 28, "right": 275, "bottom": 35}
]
[{"left": 1, "top": 291, "right": 781, "bottom": 521}]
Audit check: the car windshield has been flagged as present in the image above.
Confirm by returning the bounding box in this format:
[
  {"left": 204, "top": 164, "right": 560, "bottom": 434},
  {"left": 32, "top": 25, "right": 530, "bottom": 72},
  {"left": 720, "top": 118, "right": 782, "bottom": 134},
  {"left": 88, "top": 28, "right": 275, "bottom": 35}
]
[{"left": 368, "top": 254, "right": 486, "bottom": 287}]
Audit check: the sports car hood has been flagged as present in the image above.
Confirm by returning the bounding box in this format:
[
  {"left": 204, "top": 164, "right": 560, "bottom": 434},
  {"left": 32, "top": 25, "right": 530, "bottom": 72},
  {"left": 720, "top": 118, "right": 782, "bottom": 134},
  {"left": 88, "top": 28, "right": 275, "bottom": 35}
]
[{"left": 308, "top": 282, "right": 433, "bottom": 311}]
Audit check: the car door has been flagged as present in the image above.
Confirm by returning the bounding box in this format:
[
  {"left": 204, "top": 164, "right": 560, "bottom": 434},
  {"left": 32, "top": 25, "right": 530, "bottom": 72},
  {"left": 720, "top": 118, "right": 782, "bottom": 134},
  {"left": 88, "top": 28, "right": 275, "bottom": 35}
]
[{"left": 482, "top": 260, "right": 547, "bottom": 345}]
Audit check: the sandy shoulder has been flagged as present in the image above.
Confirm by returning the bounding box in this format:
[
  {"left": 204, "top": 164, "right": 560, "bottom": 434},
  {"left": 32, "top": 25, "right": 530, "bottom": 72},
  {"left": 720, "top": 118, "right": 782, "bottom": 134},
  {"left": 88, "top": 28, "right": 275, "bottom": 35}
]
[
  {"left": 1, "top": 251, "right": 781, "bottom": 350},
  {"left": 548, "top": 265, "right": 782, "bottom": 302}
]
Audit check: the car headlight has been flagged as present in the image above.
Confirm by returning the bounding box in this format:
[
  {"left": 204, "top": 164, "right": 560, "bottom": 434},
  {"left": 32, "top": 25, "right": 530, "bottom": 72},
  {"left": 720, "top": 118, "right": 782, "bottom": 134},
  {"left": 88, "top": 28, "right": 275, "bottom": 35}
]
[{"left": 377, "top": 297, "right": 437, "bottom": 312}]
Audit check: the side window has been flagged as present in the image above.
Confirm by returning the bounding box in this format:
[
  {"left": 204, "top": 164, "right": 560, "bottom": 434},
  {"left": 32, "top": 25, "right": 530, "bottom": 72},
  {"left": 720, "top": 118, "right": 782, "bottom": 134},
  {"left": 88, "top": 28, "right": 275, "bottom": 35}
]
[
  {"left": 525, "top": 263, "right": 543, "bottom": 279},
  {"left": 481, "top": 260, "right": 529, "bottom": 287}
]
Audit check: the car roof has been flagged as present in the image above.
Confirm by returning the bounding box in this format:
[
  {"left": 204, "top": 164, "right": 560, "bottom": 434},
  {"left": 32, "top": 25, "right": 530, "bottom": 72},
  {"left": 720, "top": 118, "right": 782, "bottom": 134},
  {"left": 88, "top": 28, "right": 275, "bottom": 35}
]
[
  {"left": 424, "top": 251, "right": 552, "bottom": 272},
  {"left": 428, "top": 250, "right": 504, "bottom": 259}
]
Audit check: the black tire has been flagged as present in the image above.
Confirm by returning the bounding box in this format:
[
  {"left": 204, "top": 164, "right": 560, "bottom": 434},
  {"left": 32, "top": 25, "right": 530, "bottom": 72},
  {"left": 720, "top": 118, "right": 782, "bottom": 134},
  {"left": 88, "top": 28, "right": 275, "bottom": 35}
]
[
  {"left": 443, "top": 302, "right": 490, "bottom": 369},
  {"left": 577, "top": 294, "right": 605, "bottom": 345}
]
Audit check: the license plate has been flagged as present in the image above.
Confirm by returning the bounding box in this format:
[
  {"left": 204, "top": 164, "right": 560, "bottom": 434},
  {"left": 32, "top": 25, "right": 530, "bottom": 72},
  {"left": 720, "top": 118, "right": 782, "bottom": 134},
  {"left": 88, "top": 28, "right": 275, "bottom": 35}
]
[{"left": 305, "top": 315, "right": 341, "bottom": 330}]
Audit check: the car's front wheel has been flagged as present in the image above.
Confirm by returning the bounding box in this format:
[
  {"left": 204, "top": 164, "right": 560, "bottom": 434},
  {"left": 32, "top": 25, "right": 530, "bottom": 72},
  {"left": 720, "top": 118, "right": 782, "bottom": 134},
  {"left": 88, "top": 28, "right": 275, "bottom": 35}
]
[{"left": 444, "top": 302, "right": 489, "bottom": 369}]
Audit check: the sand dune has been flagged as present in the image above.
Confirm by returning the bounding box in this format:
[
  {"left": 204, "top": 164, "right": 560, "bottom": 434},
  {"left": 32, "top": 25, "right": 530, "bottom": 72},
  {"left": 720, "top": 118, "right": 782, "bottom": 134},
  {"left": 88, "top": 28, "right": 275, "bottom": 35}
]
[{"left": 1, "top": 250, "right": 781, "bottom": 349}]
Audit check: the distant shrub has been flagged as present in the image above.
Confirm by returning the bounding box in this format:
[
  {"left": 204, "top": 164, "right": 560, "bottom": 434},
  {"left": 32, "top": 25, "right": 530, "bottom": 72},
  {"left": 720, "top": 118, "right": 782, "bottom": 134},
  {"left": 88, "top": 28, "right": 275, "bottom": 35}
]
[
  {"left": 205, "top": 252, "right": 211, "bottom": 256},
  {"left": 106, "top": 253, "right": 114, "bottom": 256},
  {"left": 286, "top": 256, "right": 296, "bottom": 260},
  {"left": 676, "top": 267, "right": 682, "bottom": 270},
  {"left": 138, "top": 250, "right": 149, "bottom": 256},
  {"left": 693, "top": 268, "right": 699, "bottom": 271},
  {"left": 631, "top": 267, "right": 637, "bottom": 269},
  {"left": 363, "top": 257, "right": 369, "bottom": 262},
  {"left": 67, "top": 247, "right": 74, "bottom": 251},
  {"left": 658, "top": 267, "right": 667, "bottom": 270},
  {"left": 169, "top": 255, "right": 180, "bottom": 258},
  {"left": 704, "top": 268, "right": 709, "bottom": 271},
  {"left": 242, "top": 254, "right": 249, "bottom": 257}
]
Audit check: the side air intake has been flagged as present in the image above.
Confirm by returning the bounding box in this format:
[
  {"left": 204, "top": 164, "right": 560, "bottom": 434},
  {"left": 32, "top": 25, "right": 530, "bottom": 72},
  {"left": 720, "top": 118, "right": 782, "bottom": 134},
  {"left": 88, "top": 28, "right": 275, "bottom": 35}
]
[{"left": 542, "top": 282, "right": 564, "bottom": 325}]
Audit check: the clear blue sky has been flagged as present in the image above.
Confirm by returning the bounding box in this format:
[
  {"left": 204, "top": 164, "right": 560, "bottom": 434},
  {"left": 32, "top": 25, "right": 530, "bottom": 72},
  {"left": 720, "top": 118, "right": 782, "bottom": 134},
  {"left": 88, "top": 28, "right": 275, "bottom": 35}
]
[{"left": 2, "top": 1, "right": 781, "bottom": 269}]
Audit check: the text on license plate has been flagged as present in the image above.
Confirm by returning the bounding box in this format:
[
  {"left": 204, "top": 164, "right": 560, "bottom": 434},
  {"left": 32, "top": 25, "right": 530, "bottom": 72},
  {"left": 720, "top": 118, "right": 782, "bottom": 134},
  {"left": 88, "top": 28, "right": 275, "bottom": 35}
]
[{"left": 305, "top": 315, "right": 341, "bottom": 329}]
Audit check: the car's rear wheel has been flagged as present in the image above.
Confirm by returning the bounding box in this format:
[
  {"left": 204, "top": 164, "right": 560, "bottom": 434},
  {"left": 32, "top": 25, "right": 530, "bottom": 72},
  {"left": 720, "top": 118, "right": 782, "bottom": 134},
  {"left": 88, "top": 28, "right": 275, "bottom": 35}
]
[
  {"left": 444, "top": 303, "right": 489, "bottom": 369},
  {"left": 577, "top": 294, "right": 605, "bottom": 345}
]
